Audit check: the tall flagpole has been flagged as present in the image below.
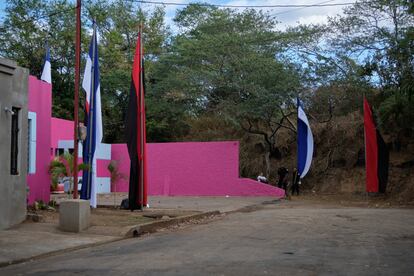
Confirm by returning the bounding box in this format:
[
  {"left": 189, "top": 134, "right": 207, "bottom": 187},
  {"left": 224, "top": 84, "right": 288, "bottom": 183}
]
[
  {"left": 139, "top": 25, "right": 144, "bottom": 210},
  {"left": 73, "top": 0, "right": 81, "bottom": 199},
  {"left": 87, "top": 22, "right": 97, "bottom": 198},
  {"left": 138, "top": 1, "right": 144, "bottom": 210}
]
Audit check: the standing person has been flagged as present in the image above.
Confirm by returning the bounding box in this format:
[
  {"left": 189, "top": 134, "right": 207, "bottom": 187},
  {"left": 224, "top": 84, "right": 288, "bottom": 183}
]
[
  {"left": 291, "top": 168, "right": 300, "bottom": 196},
  {"left": 277, "top": 167, "right": 289, "bottom": 189}
]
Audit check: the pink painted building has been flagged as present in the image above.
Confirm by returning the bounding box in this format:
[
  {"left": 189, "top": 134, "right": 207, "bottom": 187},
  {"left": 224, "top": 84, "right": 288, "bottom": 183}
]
[{"left": 27, "top": 76, "right": 52, "bottom": 204}]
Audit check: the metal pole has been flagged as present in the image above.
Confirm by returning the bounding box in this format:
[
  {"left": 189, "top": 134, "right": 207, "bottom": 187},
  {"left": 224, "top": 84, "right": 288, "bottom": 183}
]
[
  {"left": 86, "top": 22, "right": 97, "bottom": 198},
  {"left": 139, "top": 26, "right": 144, "bottom": 210},
  {"left": 73, "top": 0, "right": 81, "bottom": 199}
]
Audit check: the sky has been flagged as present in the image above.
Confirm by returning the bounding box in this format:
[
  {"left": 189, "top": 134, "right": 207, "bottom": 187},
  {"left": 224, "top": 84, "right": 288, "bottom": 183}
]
[
  {"left": 142, "top": 0, "right": 357, "bottom": 30},
  {"left": 0, "top": 0, "right": 357, "bottom": 29}
]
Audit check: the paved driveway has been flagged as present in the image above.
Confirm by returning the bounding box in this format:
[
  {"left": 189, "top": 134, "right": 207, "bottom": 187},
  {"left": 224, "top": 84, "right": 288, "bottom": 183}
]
[{"left": 2, "top": 204, "right": 413, "bottom": 275}]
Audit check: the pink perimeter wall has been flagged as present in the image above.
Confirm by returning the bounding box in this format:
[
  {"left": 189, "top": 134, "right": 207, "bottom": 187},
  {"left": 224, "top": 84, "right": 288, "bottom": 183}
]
[
  {"left": 112, "top": 141, "right": 284, "bottom": 197},
  {"left": 27, "top": 76, "right": 52, "bottom": 204}
]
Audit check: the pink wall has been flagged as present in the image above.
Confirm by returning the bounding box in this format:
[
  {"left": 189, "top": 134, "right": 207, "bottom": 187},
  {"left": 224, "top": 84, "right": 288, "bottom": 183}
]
[
  {"left": 51, "top": 117, "right": 74, "bottom": 148},
  {"left": 111, "top": 144, "right": 131, "bottom": 192},
  {"left": 27, "top": 76, "right": 52, "bottom": 204},
  {"left": 27, "top": 82, "right": 283, "bottom": 200},
  {"left": 111, "top": 142, "right": 284, "bottom": 197}
]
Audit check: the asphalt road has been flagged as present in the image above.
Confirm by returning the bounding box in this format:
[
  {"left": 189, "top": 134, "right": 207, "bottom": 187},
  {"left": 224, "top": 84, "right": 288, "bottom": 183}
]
[{"left": 2, "top": 203, "right": 414, "bottom": 275}]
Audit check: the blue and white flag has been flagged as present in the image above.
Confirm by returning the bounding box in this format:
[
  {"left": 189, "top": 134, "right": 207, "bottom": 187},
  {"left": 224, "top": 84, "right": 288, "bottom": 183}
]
[
  {"left": 297, "top": 98, "right": 313, "bottom": 178},
  {"left": 40, "top": 44, "right": 51, "bottom": 84},
  {"left": 80, "top": 24, "right": 102, "bottom": 208}
]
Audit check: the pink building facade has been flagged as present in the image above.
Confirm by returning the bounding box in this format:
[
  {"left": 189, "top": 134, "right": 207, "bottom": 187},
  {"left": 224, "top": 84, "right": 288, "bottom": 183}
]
[{"left": 27, "top": 76, "right": 52, "bottom": 204}]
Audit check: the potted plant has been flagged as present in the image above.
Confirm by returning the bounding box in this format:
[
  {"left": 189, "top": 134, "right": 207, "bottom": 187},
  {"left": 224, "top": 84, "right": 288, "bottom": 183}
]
[{"left": 48, "top": 152, "right": 89, "bottom": 196}]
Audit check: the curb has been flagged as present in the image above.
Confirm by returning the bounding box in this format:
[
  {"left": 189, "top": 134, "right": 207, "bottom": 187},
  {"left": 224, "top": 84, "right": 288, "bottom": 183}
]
[
  {"left": 0, "top": 200, "right": 277, "bottom": 268},
  {"left": 124, "top": 211, "right": 221, "bottom": 237},
  {"left": 0, "top": 210, "right": 221, "bottom": 268},
  {"left": 0, "top": 237, "right": 124, "bottom": 268},
  {"left": 224, "top": 199, "right": 281, "bottom": 215}
]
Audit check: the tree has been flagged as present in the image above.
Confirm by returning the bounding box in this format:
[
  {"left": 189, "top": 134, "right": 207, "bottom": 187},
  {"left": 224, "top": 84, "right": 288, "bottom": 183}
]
[
  {"left": 152, "top": 5, "right": 302, "bottom": 176},
  {"left": 283, "top": 0, "right": 413, "bottom": 136},
  {"left": 84, "top": 1, "right": 171, "bottom": 142},
  {"left": 0, "top": 0, "right": 90, "bottom": 119},
  {"left": 0, "top": 0, "right": 172, "bottom": 143},
  {"left": 327, "top": 0, "right": 414, "bottom": 139}
]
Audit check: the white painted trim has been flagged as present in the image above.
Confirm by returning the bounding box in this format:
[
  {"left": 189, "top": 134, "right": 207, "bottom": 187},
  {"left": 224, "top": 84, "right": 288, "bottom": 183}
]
[
  {"left": 57, "top": 140, "right": 111, "bottom": 160},
  {"left": 28, "top": 112, "right": 37, "bottom": 174}
]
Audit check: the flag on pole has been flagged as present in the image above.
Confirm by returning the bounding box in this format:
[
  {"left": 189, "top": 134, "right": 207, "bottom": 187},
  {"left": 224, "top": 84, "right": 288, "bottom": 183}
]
[
  {"left": 80, "top": 23, "right": 103, "bottom": 208},
  {"left": 297, "top": 98, "right": 314, "bottom": 178},
  {"left": 40, "top": 44, "right": 52, "bottom": 84},
  {"left": 363, "top": 98, "right": 389, "bottom": 193},
  {"left": 125, "top": 30, "right": 148, "bottom": 210}
]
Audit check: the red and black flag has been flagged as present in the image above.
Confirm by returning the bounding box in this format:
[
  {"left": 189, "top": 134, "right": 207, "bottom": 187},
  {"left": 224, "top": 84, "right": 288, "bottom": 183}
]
[
  {"left": 125, "top": 30, "right": 148, "bottom": 210},
  {"left": 364, "top": 98, "right": 389, "bottom": 193}
]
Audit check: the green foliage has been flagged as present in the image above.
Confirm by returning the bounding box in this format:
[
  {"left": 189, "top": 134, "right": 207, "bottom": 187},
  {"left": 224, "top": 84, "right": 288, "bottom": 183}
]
[
  {"left": 0, "top": 0, "right": 171, "bottom": 143},
  {"left": 34, "top": 200, "right": 48, "bottom": 210},
  {"left": 85, "top": 1, "right": 171, "bottom": 142},
  {"left": 286, "top": 0, "right": 413, "bottom": 141},
  {"left": 48, "top": 152, "right": 89, "bottom": 190},
  {"left": 379, "top": 87, "right": 414, "bottom": 132},
  {"left": 152, "top": 5, "right": 301, "bottom": 158},
  {"left": 1, "top": 0, "right": 413, "bottom": 180}
]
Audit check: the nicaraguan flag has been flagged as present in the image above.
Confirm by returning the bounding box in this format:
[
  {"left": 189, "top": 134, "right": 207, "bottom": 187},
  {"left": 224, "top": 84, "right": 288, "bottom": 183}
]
[
  {"left": 40, "top": 44, "right": 51, "bottom": 84},
  {"left": 297, "top": 98, "right": 313, "bottom": 178},
  {"left": 80, "top": 24, "right": 102, "bottom": 208}
]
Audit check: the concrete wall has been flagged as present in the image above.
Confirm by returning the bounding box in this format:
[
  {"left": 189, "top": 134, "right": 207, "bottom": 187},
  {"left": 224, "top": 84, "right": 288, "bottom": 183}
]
[
  {"left": 0, "top": 58, "right": 29, "bottom": 230},
  {"left": 27, "top": 76, "right": 52, "bottom": 204}
]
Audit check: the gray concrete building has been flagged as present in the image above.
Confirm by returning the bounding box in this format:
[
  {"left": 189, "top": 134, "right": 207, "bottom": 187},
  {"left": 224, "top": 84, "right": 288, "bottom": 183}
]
[{"left": 0, "top": 58, "right": 29, "bottom": 230}]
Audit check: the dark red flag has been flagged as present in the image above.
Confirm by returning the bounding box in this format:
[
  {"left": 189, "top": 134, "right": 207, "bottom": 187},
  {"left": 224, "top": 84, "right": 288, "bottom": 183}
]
[
  {"left": 364, "top": 98, "right": 389, "bottom": 193},
  {"left": 125, "top": 31, "right": 148, "bottom": 210}
]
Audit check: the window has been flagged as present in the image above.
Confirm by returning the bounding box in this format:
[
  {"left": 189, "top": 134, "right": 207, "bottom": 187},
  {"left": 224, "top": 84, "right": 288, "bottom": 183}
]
[
  {"left": 27, "top": 112, "right": 37, "bottom": 174},
  {"left": 10, "top": 107, "right": 20, "bottom": 175},
  {"left": 28, "top": 118, "right": 31, "bottom": 173},
  {"left": 55, "top": 148, "right": 64, "bottom": 156}
]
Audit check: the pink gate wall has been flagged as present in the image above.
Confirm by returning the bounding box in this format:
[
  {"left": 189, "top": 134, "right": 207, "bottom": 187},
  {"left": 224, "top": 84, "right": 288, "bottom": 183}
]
[
  {"left": 27, "top": 76, "right": 52, "bottom": 204},
  {"left": 112, "top": 141, "right": 284, "bottom": 197}
]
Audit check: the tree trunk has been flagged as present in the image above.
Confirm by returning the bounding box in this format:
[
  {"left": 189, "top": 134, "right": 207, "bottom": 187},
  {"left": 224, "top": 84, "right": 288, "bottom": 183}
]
[{"left": 265, "top": 151, "right": 271, "bottom": 179}]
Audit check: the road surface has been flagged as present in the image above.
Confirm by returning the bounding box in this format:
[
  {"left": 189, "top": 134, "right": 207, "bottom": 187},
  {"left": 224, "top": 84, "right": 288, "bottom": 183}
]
[{"left": 2, "top": 201, "right": 414, "bottom": 275}]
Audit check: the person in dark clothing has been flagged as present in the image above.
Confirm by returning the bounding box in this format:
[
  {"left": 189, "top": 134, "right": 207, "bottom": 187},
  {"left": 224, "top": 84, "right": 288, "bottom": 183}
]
[
  {"left": 277, "top": 167, "right": 289, "bottom": 190},
  {"left": 291, "top": 168, "right": 300, "bottom": 196}
]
